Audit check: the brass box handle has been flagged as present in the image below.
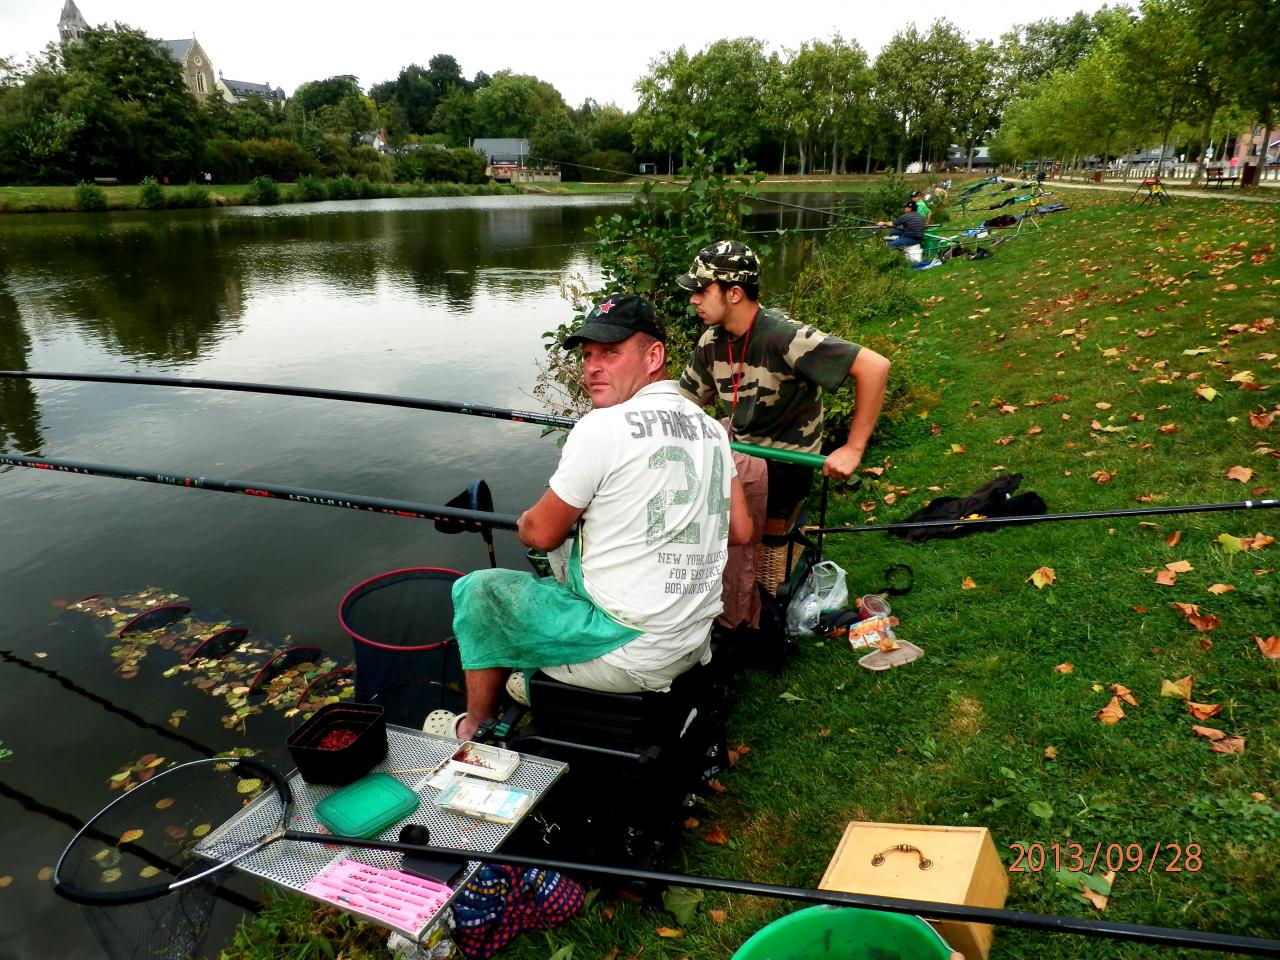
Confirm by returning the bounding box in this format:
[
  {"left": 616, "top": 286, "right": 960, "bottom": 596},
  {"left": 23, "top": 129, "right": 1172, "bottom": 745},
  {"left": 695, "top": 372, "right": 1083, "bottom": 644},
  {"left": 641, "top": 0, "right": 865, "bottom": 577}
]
[{"left": 871, "top": 844, "right": 933, "bottom": 870}]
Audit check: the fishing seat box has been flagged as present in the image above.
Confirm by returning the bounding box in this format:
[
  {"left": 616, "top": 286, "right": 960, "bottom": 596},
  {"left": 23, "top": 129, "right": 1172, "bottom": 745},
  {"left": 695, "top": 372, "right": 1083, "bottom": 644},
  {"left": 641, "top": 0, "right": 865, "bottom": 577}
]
[{"left": 819, "top": 821, "right": 1008, "bottom": 960}]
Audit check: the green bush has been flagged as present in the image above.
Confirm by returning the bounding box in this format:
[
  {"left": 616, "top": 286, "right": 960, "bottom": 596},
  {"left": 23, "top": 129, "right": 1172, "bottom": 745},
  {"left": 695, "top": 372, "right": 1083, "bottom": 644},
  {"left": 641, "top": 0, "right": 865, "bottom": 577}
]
[
  {"left": 244, "top": 175, "right": 280, "bottom": 206},
  {"left": 172, "top": 181, "right": 211, "bottom": 208},
  {"left": 73, "top": 181, "right": 108, "bottom": 211},
  {"left": 786, "top": 230, "right": 929, "bottom": 444},
  {"left": 294, "top": 174, "right": 327, "bottom": 202},
  {"left": 328, "top": 173, "right": 358, "bottom": 200},
  {"left": 138, "top": 175, "right": 165, "bottom": 210}
]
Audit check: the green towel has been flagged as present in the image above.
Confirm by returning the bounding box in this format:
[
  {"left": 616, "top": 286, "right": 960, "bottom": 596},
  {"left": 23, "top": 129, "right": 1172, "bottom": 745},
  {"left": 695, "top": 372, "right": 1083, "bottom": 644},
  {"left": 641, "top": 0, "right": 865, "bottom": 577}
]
[{"left": 452, "top": 542, "right": 641, "bottom": 671}]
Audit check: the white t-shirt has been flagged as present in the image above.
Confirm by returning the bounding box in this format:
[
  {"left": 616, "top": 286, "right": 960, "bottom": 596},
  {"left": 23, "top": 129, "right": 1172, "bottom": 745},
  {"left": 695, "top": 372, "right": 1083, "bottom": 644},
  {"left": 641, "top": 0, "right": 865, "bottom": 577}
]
[{"left": 549, "top": 380, "right": 736, "bottom": 671}]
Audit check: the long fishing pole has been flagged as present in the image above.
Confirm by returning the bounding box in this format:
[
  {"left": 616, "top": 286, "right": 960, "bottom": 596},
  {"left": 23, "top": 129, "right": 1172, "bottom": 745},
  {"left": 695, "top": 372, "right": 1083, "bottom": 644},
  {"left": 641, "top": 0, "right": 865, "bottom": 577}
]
[
  {"left": 0, "top": 371, "right": 828, "bottom": 469},
  {"left": 270, "top": 830, "right": 1280, "bottom": 956},
  {"left": 0, "top": 454, "right": 520, "bottom": 530},
  {"left": 813, "top": 498, "right": 1280, "bottom": 535},
  {"left": 527, "top": 154, "right": 889, "bottom": 225}
]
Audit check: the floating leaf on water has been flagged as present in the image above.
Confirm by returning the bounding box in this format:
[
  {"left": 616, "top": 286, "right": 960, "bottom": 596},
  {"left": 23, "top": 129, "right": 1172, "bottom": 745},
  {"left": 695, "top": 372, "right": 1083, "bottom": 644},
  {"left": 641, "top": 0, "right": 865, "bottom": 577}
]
[
  {"left": 91, "top": 848, "right": 120, "bottom": 867},
  {"left": 164, "top": 826, "right": 189, "bottom": 840},
  {"left": 154, "top": 798, "right": 175, "bottom": 811},
  {"left": 119, "top": 829, "right": 144, "bottom": 844},
  {"left": 236, "top": 778, "right": 263, "bottom": 795},
  {"left": 139, "top": 866, "right": 160, "bottom": 879},
  {"left": 192, "top": 824, "right": 212, "bottom": 838},
  {"left": 99, "top": 868, "right": 122, "bottom": 884},
  {"left": 37, "top": 867, "right": 53, "bottom": 882},
  {"left": 0, "top": 875, "right": 13, "bottom": 888}
]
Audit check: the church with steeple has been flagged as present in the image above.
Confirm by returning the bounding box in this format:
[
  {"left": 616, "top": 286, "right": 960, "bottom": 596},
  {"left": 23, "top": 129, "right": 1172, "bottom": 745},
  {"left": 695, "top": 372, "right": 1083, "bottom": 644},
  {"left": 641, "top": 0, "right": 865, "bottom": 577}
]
[{"left": 56, "top": 1, "right": 285, "bottom": 105}]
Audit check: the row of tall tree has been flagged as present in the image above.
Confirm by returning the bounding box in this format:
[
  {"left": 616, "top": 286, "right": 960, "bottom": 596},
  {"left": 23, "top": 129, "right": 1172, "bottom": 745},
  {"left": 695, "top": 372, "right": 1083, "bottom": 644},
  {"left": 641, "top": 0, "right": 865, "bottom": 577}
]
[
  {"left": 988, "top": 0, "right": 1280, "bottom": 184},
  {"left": 1, "top": 2, "right": 1276, "bottom": 185}
]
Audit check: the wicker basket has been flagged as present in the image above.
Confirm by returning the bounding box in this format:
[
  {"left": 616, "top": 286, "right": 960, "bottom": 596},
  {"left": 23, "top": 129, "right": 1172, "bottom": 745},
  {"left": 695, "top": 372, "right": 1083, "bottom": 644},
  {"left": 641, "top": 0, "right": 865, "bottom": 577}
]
[{"left": 754, "top": 539, "right": 805, "bottom": 596}]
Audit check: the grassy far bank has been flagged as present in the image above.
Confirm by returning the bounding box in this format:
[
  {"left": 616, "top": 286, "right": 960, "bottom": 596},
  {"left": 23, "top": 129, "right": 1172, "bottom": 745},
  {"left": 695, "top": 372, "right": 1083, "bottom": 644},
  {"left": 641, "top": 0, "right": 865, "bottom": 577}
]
[
  {"left": 0, "top": 179, "right": 521, "bottom": 213},
  {"left": 219, "top": 188, "right": 1272, "bottom": 959},
  {"left": 0, "top": 173, "right": 944, "bottom": 212}
]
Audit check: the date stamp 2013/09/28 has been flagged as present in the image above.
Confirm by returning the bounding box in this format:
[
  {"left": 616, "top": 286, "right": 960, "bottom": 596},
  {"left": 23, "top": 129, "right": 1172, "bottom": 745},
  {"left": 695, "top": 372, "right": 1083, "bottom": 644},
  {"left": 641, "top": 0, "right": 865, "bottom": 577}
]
[{"left": 1009, "top": 841, "right": 1203, "bottom": 874}]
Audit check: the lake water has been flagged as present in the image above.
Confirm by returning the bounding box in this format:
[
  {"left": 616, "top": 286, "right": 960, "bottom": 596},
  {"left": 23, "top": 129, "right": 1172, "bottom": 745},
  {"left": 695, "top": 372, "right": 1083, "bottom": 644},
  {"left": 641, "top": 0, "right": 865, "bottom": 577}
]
[{"left": 0, "top": 191, "right": 833, "bottom": 958}]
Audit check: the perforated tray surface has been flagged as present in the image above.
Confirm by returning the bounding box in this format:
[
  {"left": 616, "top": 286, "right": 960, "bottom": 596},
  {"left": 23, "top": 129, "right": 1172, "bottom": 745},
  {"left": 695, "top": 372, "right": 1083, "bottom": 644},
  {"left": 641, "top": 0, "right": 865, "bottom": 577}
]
[{"left": 200, "top": 726, "right": 567, "bottom": 938}]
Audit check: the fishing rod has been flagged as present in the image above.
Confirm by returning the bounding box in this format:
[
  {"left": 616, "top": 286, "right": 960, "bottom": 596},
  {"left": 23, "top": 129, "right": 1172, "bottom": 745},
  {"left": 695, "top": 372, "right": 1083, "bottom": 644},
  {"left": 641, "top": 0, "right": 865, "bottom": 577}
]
[
  {"left": 0, "top": 371, "right": 828, "bottom": 470},
  {"left": 52, "top": 754, "right": 1280, "bottom": 956},
  {"left": 0, "top": 454, "right": 521, "bottom": 530},
  {"left": 527, "top": 154, "right": 888, "bottom": 225},
  {"left": 813, "top": 498, "right": 1280, "bottom": 536}
]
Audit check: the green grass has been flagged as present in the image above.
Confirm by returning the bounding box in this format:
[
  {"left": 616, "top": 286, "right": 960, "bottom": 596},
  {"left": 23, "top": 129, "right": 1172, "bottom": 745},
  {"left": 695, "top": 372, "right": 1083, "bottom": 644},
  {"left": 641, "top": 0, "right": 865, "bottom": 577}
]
[
  {"left": 0, "top": 180, "right": 519, "bottom": 213},
  {"left": 220, "top": 187, "right": 1279, "bottom": 959}
]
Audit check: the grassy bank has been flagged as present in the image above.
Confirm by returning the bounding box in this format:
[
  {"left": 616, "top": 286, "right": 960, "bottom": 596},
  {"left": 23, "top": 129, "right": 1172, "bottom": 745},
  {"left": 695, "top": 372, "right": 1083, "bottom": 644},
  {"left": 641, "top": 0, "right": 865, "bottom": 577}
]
[
  {"left": 217, "top": 188, "right": 1277, "bottom": 960},
  {"left": 0, "top": 180, "right": 519, "bottom": 213}
]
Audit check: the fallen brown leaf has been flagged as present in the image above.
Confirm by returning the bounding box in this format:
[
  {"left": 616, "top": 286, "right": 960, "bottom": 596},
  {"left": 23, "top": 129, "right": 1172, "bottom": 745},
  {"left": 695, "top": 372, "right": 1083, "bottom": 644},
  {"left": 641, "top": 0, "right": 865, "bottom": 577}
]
[
  {"left": 1157, "top": 423, "right": 1179, "bottom": 434},
  {"left": 1053, "top": 662, "right": 1074, "bottom": 674},
  {"left": 1080, "top": 871, "right": 1116, "bottom": 911},
  {"left": 1165, "top": 560, "right": 1194, "bottom": 573},
  {"left": 962, "top": 576, "right": 977, "bottom": 590},
  {"left": 1165, "top": 530, "right": 1182, "bottom": 547},
  {"left": 1098, "top": 696, "right": 1126, "bottom": 724},
  {"left": 1243, "top": 533, "right": 1275, "bottom": 551},
  {"left": 1154, "top": 570, "right": 1178, "bottom": 586},
  {"left": 819, "top": 727, "right": 830, "bottom": 738},
  {"left": 1170, "top": 602, "right": 1220, "bottom": 632},
  {"left": 655, "top": 926, "right": 684, "bottom": 939},
  {"left": 1132, "top": 605, "right": 1149, "bottom": 613},
  {"left": 1186, "top": 701, "right": 1222, "bottom": 720},
  {"left": 1043, "top": 745, "right": 1058, "bottom": 760},
  {"left": 1027, "top": 566, "right": 1056, "bottom": 589},
  {"left": 705, "top": 779, "right": 728, "bottom": 795},
  {"left": 1191, "top": 724, "right": 1227, "bottom": 741},
  {"left": 703, "top": 825, "right": 728, "bottom": 845},
  {"left": 1207, "top": 583, "right": 1235, "bottom": 595},
  {"left": 602, "top": 904, "right": 616, "bottom": 920},
  {"left": 1254, "top": 635, "right": 1280, "bottom": 659},
  {"left": 1095, "top": 402, "right": 1112, "bottom": 410},
  {"left": 1111, "top": 683, "right": 1138, "bottom": 706},
  {"left": 1210, "top": 736, "right": 1246, "bottom": 755},
  {"left": 1090, "top": 469, "right": 1117, "bottom": 484},
  {"left": 1160, "top": 676, "right": 1193, "bottom": 699},
  {"left": 1227, "top": 465, "right": 1254, "bottom": 484},
  {"left": 709, "top": 909, "right": 727, "bottom": 925},
  {"left": 683, "top": 817, "right": 700, "bottom": 830}
]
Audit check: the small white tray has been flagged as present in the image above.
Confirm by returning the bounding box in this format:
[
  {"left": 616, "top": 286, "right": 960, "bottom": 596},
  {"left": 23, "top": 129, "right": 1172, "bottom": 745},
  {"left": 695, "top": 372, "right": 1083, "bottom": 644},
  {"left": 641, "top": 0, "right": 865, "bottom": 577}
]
[
  {"left": 446, "top": 742, "right": 519, "bottom": 781},
  {"left": 858, "top": 640, "right": 925, "bottom": 671}
]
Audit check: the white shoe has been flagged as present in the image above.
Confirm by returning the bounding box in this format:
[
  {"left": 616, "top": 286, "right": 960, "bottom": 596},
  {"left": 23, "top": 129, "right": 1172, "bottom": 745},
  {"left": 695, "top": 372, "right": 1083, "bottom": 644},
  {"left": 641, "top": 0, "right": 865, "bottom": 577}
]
[{"left": 505, "top": 670, "right": 530, "bottom": 706}]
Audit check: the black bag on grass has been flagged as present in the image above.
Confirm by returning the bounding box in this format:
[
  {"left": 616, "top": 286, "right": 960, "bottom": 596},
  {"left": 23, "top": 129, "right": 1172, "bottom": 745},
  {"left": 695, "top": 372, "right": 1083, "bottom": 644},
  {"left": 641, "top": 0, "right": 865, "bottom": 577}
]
[{"left": 890, "top": 473, "right": 1047, "bottom": 543}]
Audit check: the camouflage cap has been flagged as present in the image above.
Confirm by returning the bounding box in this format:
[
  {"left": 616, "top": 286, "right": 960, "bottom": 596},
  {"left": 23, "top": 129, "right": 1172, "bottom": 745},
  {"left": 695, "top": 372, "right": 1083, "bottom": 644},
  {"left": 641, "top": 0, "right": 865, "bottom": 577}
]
[{"left": 676, "top": 240, "right": 759, "bottom": 292}]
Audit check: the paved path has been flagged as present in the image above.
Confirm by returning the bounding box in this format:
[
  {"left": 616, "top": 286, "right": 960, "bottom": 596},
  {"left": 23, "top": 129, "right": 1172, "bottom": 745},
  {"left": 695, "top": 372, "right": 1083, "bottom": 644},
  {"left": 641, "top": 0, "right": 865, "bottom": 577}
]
[{"left": 1027, "top": 177, "right": 1280, "bottom": 204}]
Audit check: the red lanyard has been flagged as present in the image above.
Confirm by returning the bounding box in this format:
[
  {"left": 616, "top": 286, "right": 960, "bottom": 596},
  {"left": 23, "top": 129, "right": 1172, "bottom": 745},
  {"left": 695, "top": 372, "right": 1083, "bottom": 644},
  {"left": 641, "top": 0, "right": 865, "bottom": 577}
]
[{"left": 725, "top": 318, "right": 755, "bottom": 410}]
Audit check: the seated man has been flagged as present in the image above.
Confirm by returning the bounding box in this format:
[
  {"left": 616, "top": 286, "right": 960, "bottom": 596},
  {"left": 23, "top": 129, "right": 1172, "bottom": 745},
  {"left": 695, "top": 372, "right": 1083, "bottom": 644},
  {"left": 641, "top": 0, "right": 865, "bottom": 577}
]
[
  {"left": 445, "top": 294, "right": 752, "bottom": 742},
  {"left": 878, "top": 201, "right": 926, "bottom": 252}
]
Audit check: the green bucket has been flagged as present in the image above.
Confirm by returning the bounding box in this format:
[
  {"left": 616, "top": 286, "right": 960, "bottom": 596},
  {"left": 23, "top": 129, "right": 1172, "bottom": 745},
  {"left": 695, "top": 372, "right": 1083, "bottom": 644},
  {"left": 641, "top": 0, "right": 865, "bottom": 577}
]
[{"left": 731, "top": 906, "right": 955, "bottom": 960}]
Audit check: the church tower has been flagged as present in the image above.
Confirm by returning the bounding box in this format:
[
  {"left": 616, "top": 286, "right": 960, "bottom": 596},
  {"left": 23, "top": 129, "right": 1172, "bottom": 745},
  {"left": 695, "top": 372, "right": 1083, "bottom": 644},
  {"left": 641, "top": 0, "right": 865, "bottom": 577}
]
[{"left": 58, "top": 0, "right": 89, "bottom": 46}]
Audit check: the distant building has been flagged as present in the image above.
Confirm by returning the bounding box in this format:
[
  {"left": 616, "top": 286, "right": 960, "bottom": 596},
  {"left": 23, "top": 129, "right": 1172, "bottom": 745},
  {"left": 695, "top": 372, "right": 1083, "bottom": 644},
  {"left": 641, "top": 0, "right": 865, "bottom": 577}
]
[
  {"left": 56, "top": 1, "right": 283, "bottom": 105},
  {"left": 946, "top": 144, "right": 994, "bottom": 169},
  {"left": 470, "top": 138, "right": 560, "bottom": 183},
  {"left": 156, "top": 38, "right": 219, "bottom": 103},
  {"left": 218, "top": 76, "right": 287, "bottom": 105}
]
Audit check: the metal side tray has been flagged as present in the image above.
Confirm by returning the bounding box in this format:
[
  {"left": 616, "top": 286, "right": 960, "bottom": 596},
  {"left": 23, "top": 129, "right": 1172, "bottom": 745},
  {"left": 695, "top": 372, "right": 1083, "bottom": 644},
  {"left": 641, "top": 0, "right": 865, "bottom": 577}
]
[{"left": 199, "top": 725, "right": 567, "bottom": 941}]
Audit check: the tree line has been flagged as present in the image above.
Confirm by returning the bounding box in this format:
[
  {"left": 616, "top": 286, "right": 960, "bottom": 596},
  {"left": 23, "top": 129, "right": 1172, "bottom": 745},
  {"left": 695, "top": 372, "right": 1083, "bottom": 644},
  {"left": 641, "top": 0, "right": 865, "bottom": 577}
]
[{"left": 1, "top": 0, "right": 1276, "bottom": 187}]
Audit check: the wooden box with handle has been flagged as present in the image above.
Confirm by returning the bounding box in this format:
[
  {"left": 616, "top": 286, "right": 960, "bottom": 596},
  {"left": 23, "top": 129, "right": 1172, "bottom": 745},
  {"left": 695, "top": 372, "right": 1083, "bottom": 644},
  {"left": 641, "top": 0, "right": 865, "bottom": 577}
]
[{"left": 818, "top": 822, "right": 1008, "bottom": 960}]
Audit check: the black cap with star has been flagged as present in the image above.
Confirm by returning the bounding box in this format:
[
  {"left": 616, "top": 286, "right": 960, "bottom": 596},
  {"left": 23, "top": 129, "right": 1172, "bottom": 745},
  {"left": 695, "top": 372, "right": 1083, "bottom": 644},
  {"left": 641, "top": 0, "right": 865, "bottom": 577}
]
[{"left": 562, "top": 294, "right": 666, "bottom": 349}]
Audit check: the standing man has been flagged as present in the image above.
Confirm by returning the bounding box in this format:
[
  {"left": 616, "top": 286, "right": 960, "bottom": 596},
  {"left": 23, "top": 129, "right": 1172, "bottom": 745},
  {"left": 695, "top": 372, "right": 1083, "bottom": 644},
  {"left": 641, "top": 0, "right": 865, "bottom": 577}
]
[
  {"left": 677, "top": 240, "right": 891, "bottom": 505},
  {"left": 441, "top": 294, "right": 751, "bottom": 742},
  {"left": 674, "top": 242, "right": 890, "bottom": 638}
]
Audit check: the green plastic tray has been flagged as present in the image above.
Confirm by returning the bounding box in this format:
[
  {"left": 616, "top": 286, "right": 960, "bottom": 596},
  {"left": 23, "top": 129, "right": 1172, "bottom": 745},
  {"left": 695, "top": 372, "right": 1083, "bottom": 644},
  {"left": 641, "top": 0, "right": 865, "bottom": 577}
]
[{"left": 313, "top": 773, "right": 420, "bottom": 838}]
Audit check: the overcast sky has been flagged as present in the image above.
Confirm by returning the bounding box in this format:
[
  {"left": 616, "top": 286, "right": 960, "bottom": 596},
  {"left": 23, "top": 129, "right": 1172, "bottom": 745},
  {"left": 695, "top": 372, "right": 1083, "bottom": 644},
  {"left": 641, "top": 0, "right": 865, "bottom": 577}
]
[{"left": 5, "top": 0, "right": 1120, "bottom": 110}]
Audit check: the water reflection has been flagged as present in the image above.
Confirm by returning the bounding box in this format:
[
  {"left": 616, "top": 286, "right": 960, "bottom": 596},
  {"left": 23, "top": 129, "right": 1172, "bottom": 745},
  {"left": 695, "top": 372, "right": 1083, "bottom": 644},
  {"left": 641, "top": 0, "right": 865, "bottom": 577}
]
[{"left": 0, "top": 272, "right": 43, "bottom": 453}]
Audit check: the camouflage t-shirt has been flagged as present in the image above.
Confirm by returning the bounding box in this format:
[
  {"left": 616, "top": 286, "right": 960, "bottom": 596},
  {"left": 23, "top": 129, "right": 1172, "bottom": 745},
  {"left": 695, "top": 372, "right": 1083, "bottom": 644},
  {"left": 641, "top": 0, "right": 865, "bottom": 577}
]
[{"left": 677, "top": 307, "right": 860, "bottom": 454}]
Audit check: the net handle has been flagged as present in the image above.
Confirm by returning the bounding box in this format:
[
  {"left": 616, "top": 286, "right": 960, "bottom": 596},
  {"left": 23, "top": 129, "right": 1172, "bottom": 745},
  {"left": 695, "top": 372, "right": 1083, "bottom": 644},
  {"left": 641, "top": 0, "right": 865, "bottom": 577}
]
[{"left": 54, "top": 757, "right": 292, "bottom": 906}]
